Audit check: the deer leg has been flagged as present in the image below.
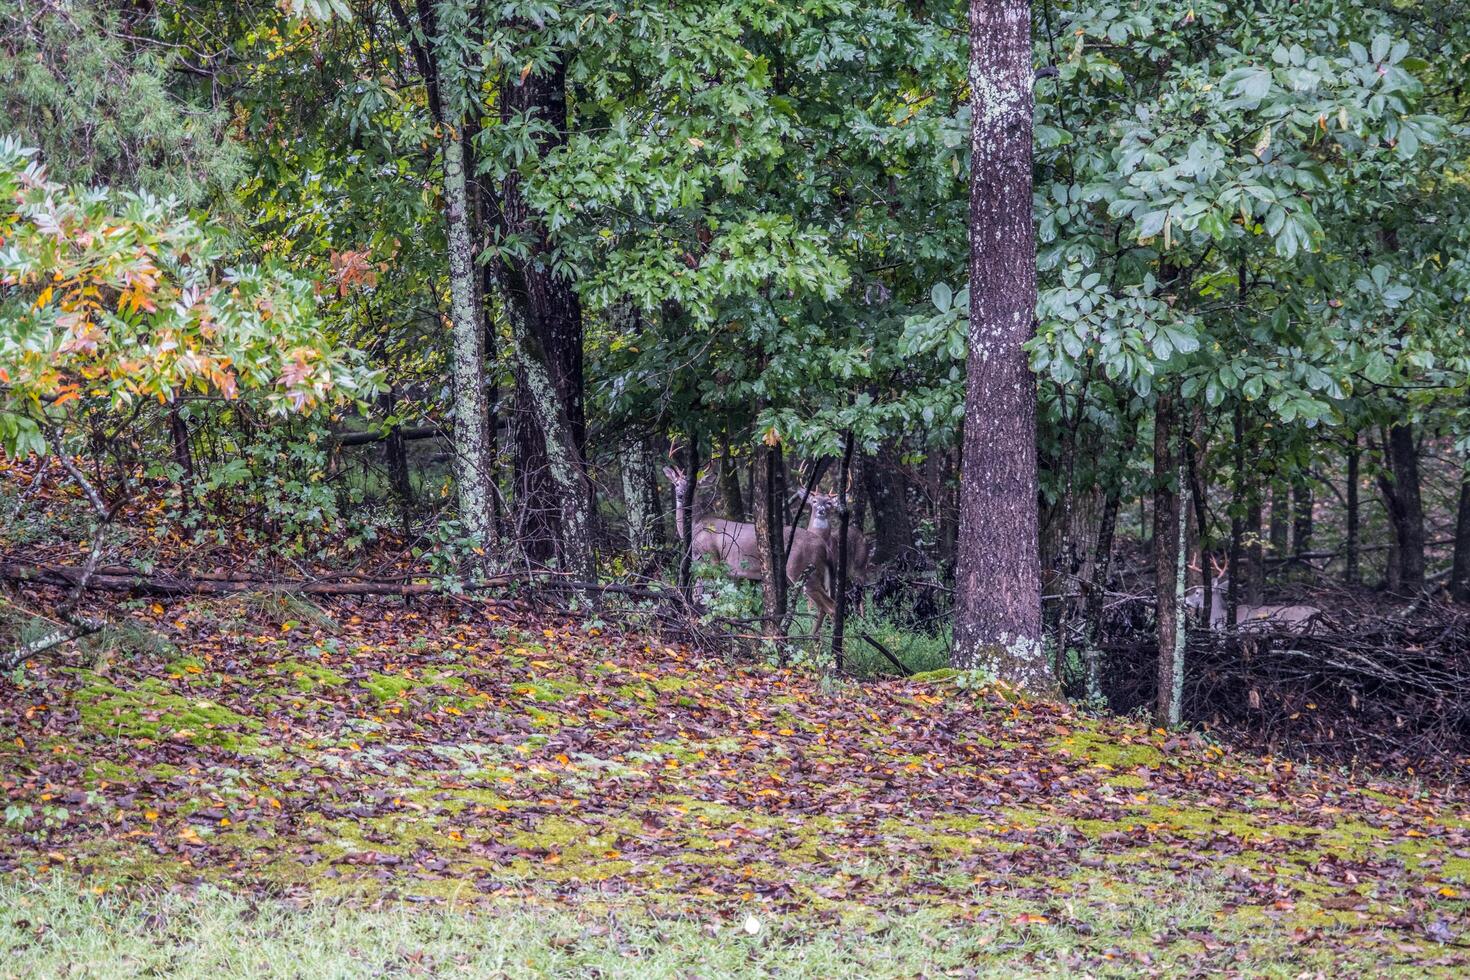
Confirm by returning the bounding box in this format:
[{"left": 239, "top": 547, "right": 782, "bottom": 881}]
[{"left": 806, "top": 577, "right": 835, "bottom": 642}]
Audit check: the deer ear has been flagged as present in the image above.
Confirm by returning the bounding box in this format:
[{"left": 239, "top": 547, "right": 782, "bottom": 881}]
[{"left": 662, "top": 466, "right": 680, "bottom": 482}]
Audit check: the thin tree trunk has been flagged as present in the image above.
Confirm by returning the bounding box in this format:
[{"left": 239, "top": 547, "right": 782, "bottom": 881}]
[
  {"left": 831, "top": 431, "right": 855, "bottom": 669},
  {"left": 1081, "top": 477, "right": 1121, "bottom": 705},
  {"left": 1245, "top": 492, "right": 1264, "bottom": 605},
  {"left": 953, "top": 0, "right": 1049, "bottom": 692},
  {"left": 432, "top": 30, "right": 494, "bottom": 543},
  {"left": 864, "top": 440, "right": 914, "bottom": 569},
  {"left": 754, "top": 439, "right": 788, "bottom": 639},
  {"left": 1291, "top": 473, "right": 1313, "bottom": 568},
  {"left": 620, "top": 437, "right": 662, "bottom": 560},
  {"left": 168, "top": 404, "right": 193, "bottom": 511},
  {"left": 1345, "top": 433, "right": 1360, "bottom": 586},
  {"left": 380, "top": 389, "right": 413, "bottom": 536},
  {"left": 1268, "top": 482, "right": 1288, "bottom": 580},
  {"left": 1228, "top": 403, "right": 1244, "bottom": 629},
  {"left": 1452, "top": 463, "right": 1470, "bottom": 603},
  {"left": 1387, "top": 423, "right": 1426, "bottom": 591},
  {"left": 1153, "top": 392, "right": 1185, "bottom": 727},
  {"left": 1184, "top": 413, "right": 1209, "bottom": 620},
  {"left": 717, "top": 436, "right": 745, "bottom": 520},
  {"left": 678, "top": 436, "right": 698, "bottom": 598}
]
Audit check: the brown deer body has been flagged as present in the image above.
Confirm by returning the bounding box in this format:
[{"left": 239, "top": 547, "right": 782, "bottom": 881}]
[{"left": 664, "top": 467, "right": 836, "bottom": 636}]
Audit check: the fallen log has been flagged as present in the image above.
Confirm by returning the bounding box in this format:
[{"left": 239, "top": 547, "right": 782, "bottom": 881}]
[{"left": 0, "top": 561, "right": 548, "bottom": 599}]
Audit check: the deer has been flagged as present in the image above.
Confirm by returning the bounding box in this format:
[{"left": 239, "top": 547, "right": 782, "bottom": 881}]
[
  {"left": 1184, "top": 557, "right": 1324, "bottom": 634},
  {"left": 800, "top": 489, "right": 871, "bottom": 614},
  {"left": 663, "top": 466, "right": 837, "bottom": 637}
]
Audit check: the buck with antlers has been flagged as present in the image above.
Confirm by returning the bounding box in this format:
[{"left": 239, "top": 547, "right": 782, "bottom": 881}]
[
  {"left": 663, "top": 466, "right": 837, "bottom": 637},
  {"left": 1185, "top": 557, "right": 1324, "bottom": 633}
]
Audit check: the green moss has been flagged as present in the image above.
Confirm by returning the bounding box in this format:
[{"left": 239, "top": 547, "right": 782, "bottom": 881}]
[
  {"left": 361, "top": 673, "right": 416, "bottom": 702},
  {"left": 275, "top": 660, "right": 347, "bottom": 692},
  {"left": 1050, "top": 728, "right": 1164, "bottom": 769},
  {"left": 75, "top": 676, "right": 260, "bottom": 750},
  {"left": 908, "top": 668, "right": 959, "bottom": 683}
]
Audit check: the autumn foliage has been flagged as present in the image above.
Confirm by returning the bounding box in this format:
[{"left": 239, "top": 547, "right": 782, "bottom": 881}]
[{"left": 0, "top": 138, "right": 374, "bottom": 456}]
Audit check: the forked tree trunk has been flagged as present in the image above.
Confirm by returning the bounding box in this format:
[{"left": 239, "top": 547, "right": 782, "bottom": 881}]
[
  {"left": 952, "top": 0, "right": 1049, "bottom": 692},
  {"left": 500, "top": 36, "right": 586, "bottom": 564}
]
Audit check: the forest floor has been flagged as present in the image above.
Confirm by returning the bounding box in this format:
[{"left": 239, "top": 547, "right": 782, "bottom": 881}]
[{"left": 3, "top": 591, "right": 1470, "bottom": 977}]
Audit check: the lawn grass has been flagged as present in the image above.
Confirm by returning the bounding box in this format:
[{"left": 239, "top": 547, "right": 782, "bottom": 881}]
[{"left": 0, "top": 875, "right": 1446, "bottom": 978}]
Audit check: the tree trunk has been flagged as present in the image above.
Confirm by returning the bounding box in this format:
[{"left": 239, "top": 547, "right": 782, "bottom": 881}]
[
  {"left": 717, "top": 437, "right": 745, "bottom": 520},
  {"left": 1228, "top": 403, "right": 1244, "bottom": 629},
  {"left": 864, "top": 440, "right": 915, "bottom": 569},
  {"left": 433, "top": 29, "right": 495, "bottom": 544},
  {"left": 1245, "top": 493, "right": 1264, "bottom": 605},
  {"left": 500, "top": 37, "right": 585, "bottom": 564},
  {"left": 1081, "top": 478, "right": 1121, "bottom": 705},
  {"left": 831, "top": 431, "right": 855, "bottom": 669},
  {"left": 1381, "top": 423, "right": 1426, "bottom": 591},
  {"left": 754, "top": 439, "right": 788, "bottom": 639},
  {"left": 504, "top": 298, "right": 596, "bottom": 582},
  {"left": 1345, "top": 433, "right": 1360, "bottom": 586},
  {"left": 1153, "top": 393, "right": 1185, "bottom": 727},
  {"left": 1268, "top": 482, "right": 1288, "bottom": 578},
  {"left": 952, "top": 0, "right": 1049, "bottom": 692},
  {"left": 1452, "top": 463, "right": 1470, "bottom": 603},
  {"left": 380, "top": 389, "right": 413, "bottom": 536},
  {"left": 1291, "top": 473, "right": 1313, "bottom": 567},
  {"left": 620, "top": 437, "right": 662, "bottom": 559}
]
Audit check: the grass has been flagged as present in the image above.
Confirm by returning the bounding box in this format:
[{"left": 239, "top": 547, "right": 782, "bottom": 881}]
[{"left": 0, "top": 876, "right": 1433, "bottom": 979}]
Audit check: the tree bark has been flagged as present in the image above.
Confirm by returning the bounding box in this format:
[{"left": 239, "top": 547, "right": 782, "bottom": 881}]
[
  {"left": 432, "top": 27, "right": 495, "bottom": 543},
  {"left": 499, "top": 33, "right": 586, "bottom": 564},
  {"left": 717, "top": 436, "right": 746, "bottom": 520},
  {"left": 1452, "top": 463, "right": 1470, "bottom": 603},
  {"left": 754, "top": 439, "right": 788, "bottom": 639},
  {"left": 1153, "top": 392, "right": 1185, "bottom": 727},
  {"left": 1268, "top": 481, "right": 1288, "bottom": 579},
  {"left": 1345, "top": 433, "right": 1360, "bottom": 586},
  {"left": 504, "top": 295, "right": 596, "bottom": 581},
  {"left": 864, "top": 440, "right": 915, "bottom": 569},
  {"left": 1228, "top": 403, "right": 1244, "bottom": 629},
  {"left": 1381, "top": 423, "right": 1426, "bottom": 591},
  {"left": 1245, "top": 492, "right": 1264, "bottom": 605},
  {"left": 1291, "top": 473, "right": 1313, "bottom": 567},
  {"left": 952, "top": 0, "right": 1049, "bottom": 692},
  {"left": 620, "top": 437, "right": 663, "bottom": 559},
  {"left": 831, "top": 431, "right": 855, "bottom": 669}
]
